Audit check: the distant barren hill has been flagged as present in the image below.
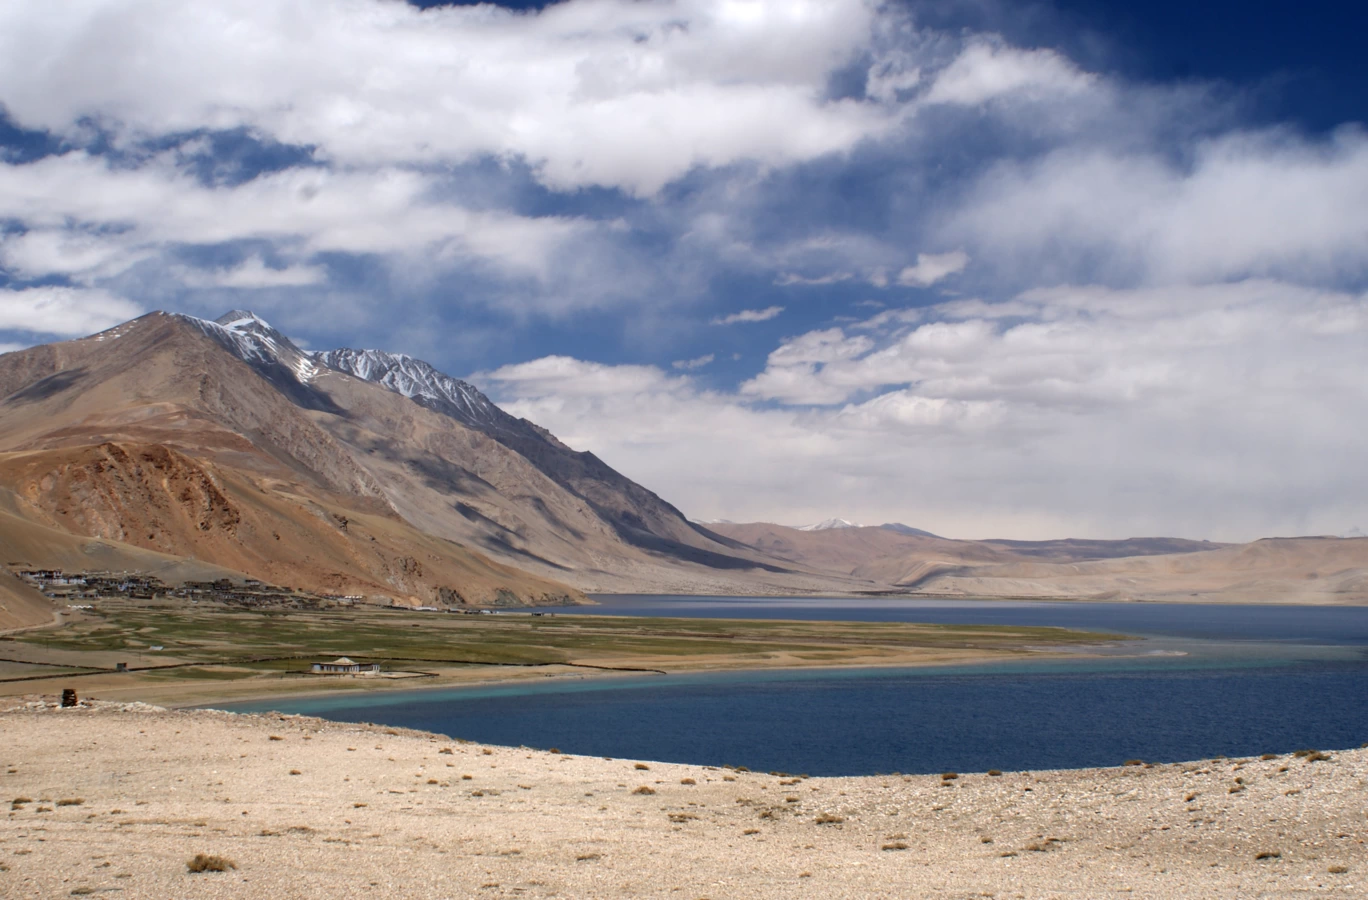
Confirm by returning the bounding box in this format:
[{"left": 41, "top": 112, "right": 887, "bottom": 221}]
[{"left": 709, "top": 522, "right": 1368, "bottom": 604}]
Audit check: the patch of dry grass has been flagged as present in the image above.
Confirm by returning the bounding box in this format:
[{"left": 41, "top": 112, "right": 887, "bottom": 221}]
[{"left": 187, "top": 854, "right": 236, "bottom": 873}]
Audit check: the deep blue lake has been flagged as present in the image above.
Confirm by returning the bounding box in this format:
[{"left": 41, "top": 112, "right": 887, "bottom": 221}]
[{"left": 224, "top": 597, "right": 1368, "bottom": 776}]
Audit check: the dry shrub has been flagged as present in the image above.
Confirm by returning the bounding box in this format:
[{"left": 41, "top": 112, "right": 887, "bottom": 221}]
[
  {"left": 439, "top": 747, "right": 453, "bottom": 755},
  {"left": 814, "top": 813, "right": 844, "bottom": 825},
  {"left": 881, "top": 842, "right": 909, "bottom": 851},
  {"left": 634, "top": 763, "right": 650, "bottom": 770},
  {"left": 743, "top": 828, "right": 760, "bottom": 835},
  {"left": 289, "top": 769, "right": 301, "bottom": 776},
  {"left": 1255, "top": 850, "right": 1281, "bottom": 860},
  {"left": 1328, "top": 865, "right": 1350, "bottom": 874},
  {"left": 940, "top": 772, "right": 958, "bottom": 780},
  {"left": 576, "top": 853, "right": 601, "bottom": 862},
  {"left": 1123, "top": 759, "right": 1144, "bottom": 767},
  {"left": 482, "top": 748, "right": 493, "bottom": 755},
  {"left": 1260, "top": 753, "right": 1278, "bottom": 760},
  {"left": 268, "top": 735, "right": 283, "bottom": 741},
  {"left": 187, "top": 854, "right": 236, "bottom": 873},
  {"left": 632, "top": 786, "right": 656, "bottom": 795},
  {"left": 987, "top": 770, "right": 1002, "bottom": 777},
  {"left": 461, "top": 774, "right": 473, "bottom": 780},
  {"left": 56, "top": 798, "right": 84, "bottom": 807},
  {"left": 680, "top": 778, "right": 696, "bottom": 785}
]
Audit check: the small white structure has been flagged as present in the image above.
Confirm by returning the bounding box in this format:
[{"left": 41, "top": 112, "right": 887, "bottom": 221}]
[{"left": 311, "top": 657, "right": 380, "bottom": 675}]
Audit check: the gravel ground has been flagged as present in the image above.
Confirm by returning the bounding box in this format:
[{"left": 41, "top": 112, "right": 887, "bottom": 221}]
[{"left": 2, "top": 697, "right": 1364, "bottom": 899}]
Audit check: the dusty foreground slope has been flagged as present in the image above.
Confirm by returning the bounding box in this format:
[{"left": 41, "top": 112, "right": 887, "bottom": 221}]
[
  {"left": 0, "top": 570, "right": 53, "bottom": 631},
  {"left": 3, "top": 699, "right": 1364, "bottom": 899}
]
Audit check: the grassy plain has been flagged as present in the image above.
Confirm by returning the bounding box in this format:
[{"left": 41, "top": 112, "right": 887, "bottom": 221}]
[{"left": 0, "top": 599, "right": 1128, "bottom": 706}]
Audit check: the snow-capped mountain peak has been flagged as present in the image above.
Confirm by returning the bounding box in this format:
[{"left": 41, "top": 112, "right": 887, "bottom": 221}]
[
  {"left": 798, "top": 518, "right": 862, "bottom": 531},
  {"left": 181, "top": 309, "right": 319, "bottom": 383},
  {"left": 313, "top": 348, "right": 506, "bottom": 431},
  {"left": 180, "top": 311, "right": 536, "bottom": 441}
]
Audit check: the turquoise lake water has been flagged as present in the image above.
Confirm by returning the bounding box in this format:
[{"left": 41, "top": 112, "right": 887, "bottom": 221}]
[{"left": 224, "top": 597, "right": 1368, "bottom": 775}]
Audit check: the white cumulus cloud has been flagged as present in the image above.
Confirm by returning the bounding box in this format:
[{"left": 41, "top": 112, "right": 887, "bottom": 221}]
[
  {"left": 0, "top": 286, "right": 144, "bottom": 336},
  {"left": 175, "top": 256, "right": 328, "bottom": 289},
  {"left": 924, "top": 40, "right": 1094, "bottom": 106},
  {"left": 712, "top": 305, "right": 785, "bottom": 325},
  {"left": 896, "top": 250, "right": 970, "bottom": 287},
  {"left": 0, "top": 0, "right": 892, "bottom": 196}
]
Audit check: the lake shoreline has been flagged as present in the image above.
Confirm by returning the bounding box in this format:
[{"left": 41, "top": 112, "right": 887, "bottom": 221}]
[{"left": 161, "top": 643, "right": 1102, "bottom": 711}]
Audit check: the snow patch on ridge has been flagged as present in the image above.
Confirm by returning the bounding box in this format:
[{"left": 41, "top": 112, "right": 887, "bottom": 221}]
[
  {"left": 798, "top": 518, "right": 862, "bottom": 531},
  {"left": 179, "top": 310, "right": 319, "bottom": 383},
  {"left": 313, "top": 348, "right": 504, "bottom": 430}
]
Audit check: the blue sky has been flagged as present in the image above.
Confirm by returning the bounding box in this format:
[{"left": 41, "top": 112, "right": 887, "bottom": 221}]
[{"left": 1, "top": 0, "right": 1365, "bottom": 540}]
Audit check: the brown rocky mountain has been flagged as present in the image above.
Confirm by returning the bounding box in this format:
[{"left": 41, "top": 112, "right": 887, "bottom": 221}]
[{"left": 0, "top": 311, "right": 842, "bottom": 603}]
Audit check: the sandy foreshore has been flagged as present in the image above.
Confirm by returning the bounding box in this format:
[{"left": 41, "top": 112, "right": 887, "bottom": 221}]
[{"left": 2, "top": 697, "right": 1364, "bottom": 899}]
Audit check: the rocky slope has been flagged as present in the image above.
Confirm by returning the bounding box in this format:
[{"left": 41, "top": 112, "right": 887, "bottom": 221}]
[
  {"left": 0, "top": 311, "right": 835, "bottom": 602},
  {"left": 0, "top": 313, "right": 585, "bottom": 604}
]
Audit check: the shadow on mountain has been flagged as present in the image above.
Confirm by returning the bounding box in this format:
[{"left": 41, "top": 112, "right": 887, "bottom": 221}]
[{"left": 6, "top": 368, "right": 88, "bottom": 404}]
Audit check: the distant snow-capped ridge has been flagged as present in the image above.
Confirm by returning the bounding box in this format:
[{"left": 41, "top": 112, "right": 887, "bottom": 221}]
[
  {"left": 795, "top": 519, "right": 943, "bottom": 537},
  {"left": 313, "top": 347, "right": 505, "bottom": 430},
  {"left": 798, "top": 518, "right": 862, "bottom": 531},
  {"left": 179, "top": 310, "right": 513, "bottom": 433}
]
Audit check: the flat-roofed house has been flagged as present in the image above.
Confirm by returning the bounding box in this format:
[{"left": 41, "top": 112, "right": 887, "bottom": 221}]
[{"left": 310, "top": 657, "right": 380, "bottom": 675}]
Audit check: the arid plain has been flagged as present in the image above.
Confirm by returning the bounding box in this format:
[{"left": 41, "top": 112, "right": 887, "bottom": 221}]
[{"left": 2, "top": 699, "right": 1364, "bottom": 899}]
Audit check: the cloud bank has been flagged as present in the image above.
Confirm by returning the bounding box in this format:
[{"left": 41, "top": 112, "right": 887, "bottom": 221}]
[{"left": 1, "top": 0, "right": 1364, "bottom": 539}]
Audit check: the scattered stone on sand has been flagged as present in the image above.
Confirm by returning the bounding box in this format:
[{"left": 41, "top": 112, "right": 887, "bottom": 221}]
[{"left": 1, "top": 696, "right": 1364, "bottom": 898}]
